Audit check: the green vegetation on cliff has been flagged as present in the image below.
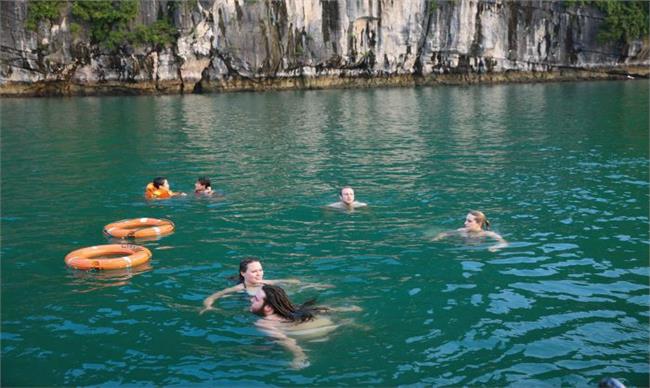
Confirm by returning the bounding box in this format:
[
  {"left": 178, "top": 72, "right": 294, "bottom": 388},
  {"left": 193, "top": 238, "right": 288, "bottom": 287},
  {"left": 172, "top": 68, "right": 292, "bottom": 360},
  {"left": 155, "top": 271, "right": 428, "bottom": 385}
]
[
  {"left": 593, "top": 1, "right": 649, "bottom": 43},
  {"left": 72, "top": 1, "right": 176, "bottom": 50},
  {"left": 130, "top": 21, "right": 177, "bottom": 48},
  {"left": 71, "top": 0, "right": 137, "bottom": 47},
  {"left": 26, "top": 0, "right": 65, "bottom": 30},
  {"left": 27, "top": 0, "right": 177, "bottom": 50},
  {"left": 566, "top": 0, "right": 649, "bottom": 43}
]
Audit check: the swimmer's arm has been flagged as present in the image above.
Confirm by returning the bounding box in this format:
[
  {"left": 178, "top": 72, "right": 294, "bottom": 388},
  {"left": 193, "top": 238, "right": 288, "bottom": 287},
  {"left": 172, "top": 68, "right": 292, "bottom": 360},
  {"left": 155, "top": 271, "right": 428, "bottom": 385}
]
[
  {"left": 299, "top": 282, "right": 335, "bottom": 291},
  {"left": 486, "top": 231, "right": 508, "bottom": 252},
  {"left": 431, "top": 232, "right": 447, "bottom": 241},
  {"left": 354, "top": 202, "right": 368, "bottom": 208},
  {"left": 199, "top": 284, "right": 243, "bottom": 314},
  {"left": 267, "top": 279, "right": 335, "bottom": 290},
  {"left": 256, "top": 320, "right": 308, "bottom": 369},
  {"left": 322, "top": 305, "right": 362, "bottom": 312},
  {"left": 265, "top": 278, "right": 301, "bottom": 285},
  {"left": 432, "top": 229, "right": 460, "bottom": 241},
  {"left": 171, "top": 191, "right": 187, "bottom": 197}
]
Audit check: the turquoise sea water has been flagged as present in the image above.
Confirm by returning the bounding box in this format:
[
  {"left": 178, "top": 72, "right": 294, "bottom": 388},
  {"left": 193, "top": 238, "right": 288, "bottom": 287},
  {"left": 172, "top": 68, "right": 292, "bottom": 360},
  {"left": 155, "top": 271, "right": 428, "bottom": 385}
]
[{"left": 1, "top": 81, "right": 648, "bottom": 386}]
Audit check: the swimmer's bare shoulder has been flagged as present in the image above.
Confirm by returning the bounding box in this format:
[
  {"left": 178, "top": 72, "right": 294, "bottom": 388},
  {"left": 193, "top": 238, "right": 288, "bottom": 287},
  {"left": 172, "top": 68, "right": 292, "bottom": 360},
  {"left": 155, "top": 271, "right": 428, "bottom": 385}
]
[
  {"left": 279, "top": 316, "right": 338, "bottom": 339},
  {"left": 326, "top": 201, "right": 367, "bottom": 209},
  {"left": 283, "top": 305, "right": 362, "bottom": 338},
  {"left": 284, "top": 316, "right": 335, "bottom": 331}
]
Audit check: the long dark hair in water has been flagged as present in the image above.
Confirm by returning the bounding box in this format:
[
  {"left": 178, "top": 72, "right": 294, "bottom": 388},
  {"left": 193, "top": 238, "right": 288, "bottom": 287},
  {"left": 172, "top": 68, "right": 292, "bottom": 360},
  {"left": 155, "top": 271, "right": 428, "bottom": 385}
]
[{"left": 262, "top": 284, "right": 329, "bottom": 322}]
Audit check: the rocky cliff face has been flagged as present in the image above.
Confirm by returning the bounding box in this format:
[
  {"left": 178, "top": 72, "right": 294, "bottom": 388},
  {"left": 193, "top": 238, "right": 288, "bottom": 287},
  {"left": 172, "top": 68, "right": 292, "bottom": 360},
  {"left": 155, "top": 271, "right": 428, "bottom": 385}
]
[{"left": 1, "top": 0, "right": 647, "bottom": 96}]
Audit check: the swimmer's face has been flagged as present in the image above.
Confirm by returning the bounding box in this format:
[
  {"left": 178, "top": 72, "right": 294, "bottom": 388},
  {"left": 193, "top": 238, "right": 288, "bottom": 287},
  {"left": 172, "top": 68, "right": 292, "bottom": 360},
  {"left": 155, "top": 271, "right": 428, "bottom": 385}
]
[
  {"left": 162, "top": 180, "right": 170, "bottom": 190},
  {"left": 242, "top": 261, "right": 264, "bottom": 285},
  {"left": 340, "top": 188, "right": 355, "bottom": 205},
  {"left": 194, "top": 181, "right": 205, "bottom": 191},
  {"left": 250, "top": 289, "right": 267, "bottom": 316},
  {"left": 464, "top": 213, "right": 481, "bottom": 232}
]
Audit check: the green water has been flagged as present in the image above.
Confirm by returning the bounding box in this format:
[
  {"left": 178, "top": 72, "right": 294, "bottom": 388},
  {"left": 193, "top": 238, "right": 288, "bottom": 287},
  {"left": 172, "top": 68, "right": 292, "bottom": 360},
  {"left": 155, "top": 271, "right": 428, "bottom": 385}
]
[{"left": 1, "top": 81, "right": 648, "bottom": 386}]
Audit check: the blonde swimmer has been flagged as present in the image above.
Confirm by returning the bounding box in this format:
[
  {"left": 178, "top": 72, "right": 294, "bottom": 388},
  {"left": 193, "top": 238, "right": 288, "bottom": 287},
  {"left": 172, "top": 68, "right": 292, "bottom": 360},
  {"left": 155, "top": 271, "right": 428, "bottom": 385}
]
[{"left": 433, "top": 210, "right": 508, "bottom": 252}]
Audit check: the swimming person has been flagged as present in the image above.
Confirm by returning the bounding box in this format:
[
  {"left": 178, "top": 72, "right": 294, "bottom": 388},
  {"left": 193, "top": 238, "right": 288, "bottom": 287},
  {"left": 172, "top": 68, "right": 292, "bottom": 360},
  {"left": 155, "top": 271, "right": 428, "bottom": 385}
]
[
  {"left": 250, "top": 284, "right": 361, "bottom": 369},
  {"left": 432, "top": 210, "right": 508, "bottom": 252},
  {"left": 194, "top": 176, "right": 214, "bottom": 195},
  {"left": 327, "top": 187, "right": 367, "bottom": 210},
  {"left": 144, "top": 177, "right": 186, "bottom": 199},
  {"left": 200, "top": 258, "right": 329, "bottom": 314}
]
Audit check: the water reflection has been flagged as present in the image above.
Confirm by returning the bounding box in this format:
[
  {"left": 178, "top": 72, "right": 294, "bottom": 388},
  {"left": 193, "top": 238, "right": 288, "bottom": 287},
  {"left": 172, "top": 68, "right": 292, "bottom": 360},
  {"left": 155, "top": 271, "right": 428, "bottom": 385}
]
[{"left": 66, "top": 262, "right": 153, "bottom": 293}]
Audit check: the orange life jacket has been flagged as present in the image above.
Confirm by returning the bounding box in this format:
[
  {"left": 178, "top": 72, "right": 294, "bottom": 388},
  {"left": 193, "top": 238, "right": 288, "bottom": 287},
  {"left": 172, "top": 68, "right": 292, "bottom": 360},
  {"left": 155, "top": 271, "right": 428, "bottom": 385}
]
[{"left": 145, "top": 182, "right": 172, "bottom": 199}]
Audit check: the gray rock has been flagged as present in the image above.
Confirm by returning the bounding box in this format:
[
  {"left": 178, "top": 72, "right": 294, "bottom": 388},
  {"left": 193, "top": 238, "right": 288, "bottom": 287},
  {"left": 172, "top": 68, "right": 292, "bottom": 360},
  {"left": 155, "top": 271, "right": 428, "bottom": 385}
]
[{"left": 1, "top": 0, "right": 647, "bottom": 96}]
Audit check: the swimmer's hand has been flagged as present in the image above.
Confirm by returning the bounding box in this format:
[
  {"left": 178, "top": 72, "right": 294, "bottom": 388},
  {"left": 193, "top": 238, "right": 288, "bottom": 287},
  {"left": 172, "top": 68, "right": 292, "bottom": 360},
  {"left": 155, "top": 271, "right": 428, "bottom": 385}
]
[
  {"left": 199, "top": 306, "right": 218, "bottom": 315},
  {"left": 299, "top": 282, "right": 335, "bottom": 291},
  {"left": 487, "top": 236, "right": 508, "bottom": 252},
  {"left": 291, "top": 355, "right": 310, "bottom": 370},
  {"left": 338, "top": 305, "right": 363, "bottom": 312},
  {"left": 279, "top": 278, "right": 301, "bottom": 285},
  {"left": 488, "top": 243, "right": 508, "bottom": 252},
  {"left": 326, "top": 305, "right": 363, "bottom": 312},
  {"left": 432, "top": 233, "right": 447, "bottom": 241}
]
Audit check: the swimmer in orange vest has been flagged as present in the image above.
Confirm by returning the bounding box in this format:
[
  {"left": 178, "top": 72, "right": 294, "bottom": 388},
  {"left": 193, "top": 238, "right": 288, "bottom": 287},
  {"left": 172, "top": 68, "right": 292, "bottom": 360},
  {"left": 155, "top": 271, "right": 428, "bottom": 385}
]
[{"left": 145, "top": 177, "right": 186, "bottom": 199}]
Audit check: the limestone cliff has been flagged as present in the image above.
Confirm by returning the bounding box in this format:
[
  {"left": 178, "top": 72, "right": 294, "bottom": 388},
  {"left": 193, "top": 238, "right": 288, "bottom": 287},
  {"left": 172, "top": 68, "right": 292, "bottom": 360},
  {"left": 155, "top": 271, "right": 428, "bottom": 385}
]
[{"left": 1, "top": 0, "right": 648, "bottom": 96}]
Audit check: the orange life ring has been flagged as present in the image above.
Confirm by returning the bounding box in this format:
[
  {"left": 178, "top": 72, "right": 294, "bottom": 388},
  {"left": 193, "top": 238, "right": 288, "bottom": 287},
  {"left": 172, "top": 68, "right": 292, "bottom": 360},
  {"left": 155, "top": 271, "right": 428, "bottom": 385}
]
[
  {"left": 103, "top": 218, "right": 175, "bottom": 239},
  {"left": 65, "top": 244, "right": 152, "bottom": 270}
]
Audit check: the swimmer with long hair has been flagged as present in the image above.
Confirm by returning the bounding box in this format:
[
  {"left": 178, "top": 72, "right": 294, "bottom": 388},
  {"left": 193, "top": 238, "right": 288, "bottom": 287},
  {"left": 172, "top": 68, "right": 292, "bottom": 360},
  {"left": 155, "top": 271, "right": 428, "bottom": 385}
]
[
  {"left": 250, "top": 284, "right": 361, "bottom": 369},
  {"left": 433, "top": 210, "right": 508, "bottom": 252},
  {"left": 200, "top": 258, "right": 330, "bottom": 314}
]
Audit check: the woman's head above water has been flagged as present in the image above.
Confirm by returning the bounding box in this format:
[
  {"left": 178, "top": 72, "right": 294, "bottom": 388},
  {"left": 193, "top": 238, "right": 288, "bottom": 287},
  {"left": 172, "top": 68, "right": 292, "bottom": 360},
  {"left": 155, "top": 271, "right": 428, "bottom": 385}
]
[
  {"left": 238, "top": 257, "right": 264, "bottom": 285},
  {"left": 464, "top": 210, "right": 491, "bottom": 232}
]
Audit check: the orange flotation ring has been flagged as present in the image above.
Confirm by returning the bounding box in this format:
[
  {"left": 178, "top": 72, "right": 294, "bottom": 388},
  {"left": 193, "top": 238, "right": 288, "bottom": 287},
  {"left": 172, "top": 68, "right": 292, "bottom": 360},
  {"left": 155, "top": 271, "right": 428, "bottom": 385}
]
[
  {"left": 65, "top": 244, "right": 152, "bottom": 270},
  {"left": 103, "top": 218, "right": 175, "bottom": 239}
]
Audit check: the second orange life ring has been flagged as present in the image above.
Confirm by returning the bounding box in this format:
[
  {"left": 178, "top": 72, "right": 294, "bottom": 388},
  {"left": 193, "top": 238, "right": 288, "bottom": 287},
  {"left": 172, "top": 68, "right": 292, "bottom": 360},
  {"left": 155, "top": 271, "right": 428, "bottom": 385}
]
[
  {"left": 103, "top": 218, "right": 175, "bottom": 239},
  {"left": 65, "top": 244, "right": 152, "bottom": 270}
]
